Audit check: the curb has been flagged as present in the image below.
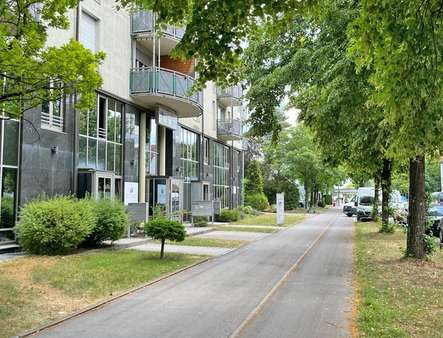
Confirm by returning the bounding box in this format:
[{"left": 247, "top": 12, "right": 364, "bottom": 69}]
[{"left": 17, "top": 256, "right": 212, "bottom": 338}]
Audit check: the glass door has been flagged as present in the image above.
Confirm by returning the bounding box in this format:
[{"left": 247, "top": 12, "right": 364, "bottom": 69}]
[{"left": 96, "top": 172, "right": 114, "bottom": 199}]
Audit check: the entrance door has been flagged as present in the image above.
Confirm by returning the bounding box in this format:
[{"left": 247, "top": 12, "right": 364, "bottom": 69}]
[{"left": 96, "top": 172, "right": 114, "bottom": 199}]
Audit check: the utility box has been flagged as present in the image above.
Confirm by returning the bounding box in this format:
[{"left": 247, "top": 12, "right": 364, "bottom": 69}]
[{"left": 126, "top": 203, "right": 149, "bottom": 223}]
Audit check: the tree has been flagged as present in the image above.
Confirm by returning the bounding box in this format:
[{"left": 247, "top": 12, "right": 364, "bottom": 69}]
[
  {"left": 144, "top": 217, "right": 186, "bottom": 258},
  {"left": 241, "top": 1, "right": 395, "bottom": 230},
  {"left": 349, "top": 0, "right": 443, "bottom": 258},
  {"left": 1, "top": 0, "right": 105, "bottom": 119},
  {"left": 244, "top": 160, "right": 269, "bottom": 211}
]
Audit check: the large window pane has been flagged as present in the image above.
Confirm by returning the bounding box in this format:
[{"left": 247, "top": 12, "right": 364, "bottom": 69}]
[
  {"left": 115, "top": 103, "right": 123, "bottom": 143},
  {"left": 88, "top": 108, "right": 97, "bottom": 137},
  {"left": 107, "top": 99, "right": 116, "bottom": 141},
  {"left": 88, "top": 138, "right": 97, "bottom": 168},
  {"left": 1, "top": 168, "right": 17, "bottom": 229},
  {"left": 79, "top": 136, "right": 87, "bottom": 167},
  {"left": 106, "top": 143, "right": 115, "bottom": 172},
  {"left": 97, "top": 140, "right": 106, "bottom": 170},
  {"left": 3, "top": 121, "right": 18, "bottom": 166},
  {"left": 79, "top": 110, "right": 88, "bottom": 135},
  {"left": 115, "top": 145, "right": 122, "bottom": 175}
]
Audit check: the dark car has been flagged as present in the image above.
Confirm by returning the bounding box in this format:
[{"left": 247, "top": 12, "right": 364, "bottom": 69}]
[
  {"left": 343, "top": 202, "right": 356, "bottom": 217},
  {"left": 426, "top": 205, "right": 443, "bottom": 237}
]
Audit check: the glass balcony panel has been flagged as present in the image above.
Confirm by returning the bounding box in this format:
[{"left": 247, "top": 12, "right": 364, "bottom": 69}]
[
  {"left": 132, "top": 11, "right": 154, "bottom": 34},
  {"left": 176, "top": 74, "right": 187, "bottom": 98},
  {"left": 158, "top": 69, "right": 174, "bottom": 95}
]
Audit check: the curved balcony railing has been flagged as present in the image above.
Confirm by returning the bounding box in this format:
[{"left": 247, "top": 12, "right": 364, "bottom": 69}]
[
  {"left": 130, "top": 67, "right": 203, "bottom": 111},
  {"left": 217, "top": 85, "right": 243, "bottom": 100},
  {"left": 131, "top": 11, "right": 185, "bottom": 40},
  {"left": 217, "top": 119, "right": 242, "bottom": 141}
]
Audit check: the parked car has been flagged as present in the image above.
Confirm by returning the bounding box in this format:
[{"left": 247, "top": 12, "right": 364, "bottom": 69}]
[
  {"left": 343, "top": 196, "right": 356, "bottom": 217},
  {"left": 426, "top": 205, "right": 443, "bottom": 237},
  {"left": 355, "top": 187, "right": 375, "bottom": 221}
]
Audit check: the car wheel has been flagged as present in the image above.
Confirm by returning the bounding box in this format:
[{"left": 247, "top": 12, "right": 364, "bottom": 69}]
[{"left": 346, "top": 213, "right": 353, "bottom": 217}]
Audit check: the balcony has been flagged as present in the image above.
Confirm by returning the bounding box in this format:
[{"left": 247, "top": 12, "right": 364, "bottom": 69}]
[
  {"left": 217, "top": 119, "right": 242, "bottom": 141},
  {"left": 132, "top": 11, "right": 184, "bottom": 40},
  {"left": 130, "top": 67, "right": 203, "bottom": 118},
  {"left": 217, "top": 85, "right": 243, "bottom": 107}
]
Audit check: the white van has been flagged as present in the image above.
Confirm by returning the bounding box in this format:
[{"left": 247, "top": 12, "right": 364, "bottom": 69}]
[{"left": 355, "top": 187, "right": 375, "bottom": 221}]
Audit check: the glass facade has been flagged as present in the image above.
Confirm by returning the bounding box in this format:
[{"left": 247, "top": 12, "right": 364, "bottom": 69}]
[
  {"left": 0, "top": 119, "right": 19, "bottom": 242},
  {"left": 212, "top": 141, "right": 230, "bottom": 208},
  {"left": 79, "top": 96, "right": 123, "bottom": 175},
  {"left": 180, "top": 128, "right": 199, "bottom": 181}
]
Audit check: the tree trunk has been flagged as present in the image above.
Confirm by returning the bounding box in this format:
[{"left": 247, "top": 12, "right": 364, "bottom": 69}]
[
  {"left": 304, "top": 181, "right": 309, "bottom": 210},
  {"left": 406, "top": 155, "right": 426, "bottom": 258},
  {"left": 380, "top": 159, "right": 392, "bottom": 232},
  {"left": 160, "top": 238, "right": 165, "bottom": 259},
  {"left": 372, "top": 174, "right": 380, "bottom": 221}
]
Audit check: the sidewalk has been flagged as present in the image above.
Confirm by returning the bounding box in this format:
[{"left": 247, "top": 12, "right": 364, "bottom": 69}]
[{"left": 130, "top": 243, "right": 232, "bottom": 256}]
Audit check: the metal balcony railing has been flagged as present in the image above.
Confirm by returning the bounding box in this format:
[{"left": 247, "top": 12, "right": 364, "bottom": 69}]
[
  {"left": 130, "top": 67, "right": 203, "bottom": 107},
  {"left": 131, "top": 11, "right": 185, "bottom": 40},
  {"left": 217, "top": 85, "right": 243, "bottom": 100},
  {"left": 41, "top": 112, "right": 63, "bottom": 131},
  {"left": 217, "top": 119, "right": 242, "bottom": 140}
]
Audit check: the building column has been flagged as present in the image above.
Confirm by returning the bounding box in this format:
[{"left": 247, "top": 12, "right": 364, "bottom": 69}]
[
  {"left": 139, "top": 112, "right": 146, "bottom": 202},
  {"left": 159, "top": 126, "right": 166, "bottom": 176}
]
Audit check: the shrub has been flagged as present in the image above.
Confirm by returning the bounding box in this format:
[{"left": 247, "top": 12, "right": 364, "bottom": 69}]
[
  {"left": 193, "top": 216, "right": 208, "bottom": 227},
  {"left": 324, "top": 194, "right": 333, "bottom": 205},
  {"left": 17, "top": 196, "right": 95, "bottom": 254},
  {"left": 245, "top": 193, "right": 269, "bottom": 211},
  {"left": 144, "top": 217, "right": 186, "bottom": 258},
  {"left": 264, "top": 177, "right": 300, "bottom": 210},
  {"left": 318, "top": 200, "right": 325, "bottom": 208},
  {"left": 85, "top": 199, "right": 128, "bottom": 245},
  {"left": 241, "top": 205, "right": 254, "bottom": 215},
  {"left": 216, "top": 209, "right": 241, "bottom": 222}
]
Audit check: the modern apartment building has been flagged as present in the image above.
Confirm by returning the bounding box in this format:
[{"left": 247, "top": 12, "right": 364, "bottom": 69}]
[{"left": 0, "top": 0, "right": 245, "bottom": 247}]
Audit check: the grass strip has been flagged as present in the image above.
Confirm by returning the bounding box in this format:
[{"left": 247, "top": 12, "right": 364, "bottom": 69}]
[
  {"left": 355, "top": 221, "right": 443, "bottom": 337},
  {"left": 0, "top": 250, "right": 204, "bottom": 338}
]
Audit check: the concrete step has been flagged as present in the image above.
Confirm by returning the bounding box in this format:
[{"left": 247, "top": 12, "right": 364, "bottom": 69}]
[{"left": 0, "top": 243, "right": 20, "bottom": 253}]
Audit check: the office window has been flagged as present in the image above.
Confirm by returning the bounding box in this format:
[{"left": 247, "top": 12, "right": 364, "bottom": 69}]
[
  {"left": 204, "top": 138, "right": 209, "bottom": 165},
  {"left": 80, "top": 11, "right": 98, "bottom": 52},
  {"left": 78, "top": 95, "right": 123, "bottom": 175},
  {"left": 41, "top": 82, "right": 64, "bottom": 131},
  {"left": 180, "top": 128, "right": 199, "bottom": 181},
  {"left": 212, "top": 141, "right": 230, "bottom": 208}
]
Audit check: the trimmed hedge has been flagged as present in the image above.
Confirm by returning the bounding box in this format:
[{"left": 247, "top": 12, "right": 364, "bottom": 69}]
[
  {"left": 144, "top": 217, "right": 186, "bottom": 258},
  {"left": 245, "top": 193, "right": 269, "bottom": 211},
  {"left": 85, "top": 199, "right": 128, "bottom": 245},
  {"left": 17, "top": 196, "right": 96, "bottom": 254},
  {"left": 216, "top": 209, "right": 241, "bottom": 222}
]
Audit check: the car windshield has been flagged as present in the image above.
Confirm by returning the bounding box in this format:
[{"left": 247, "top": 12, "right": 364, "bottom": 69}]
[
  {"left": 428, "top": 207, "right": 443, "bottom": 217},
  {"left": 360, "top": 196, "right": 373, "bottom": 206}
]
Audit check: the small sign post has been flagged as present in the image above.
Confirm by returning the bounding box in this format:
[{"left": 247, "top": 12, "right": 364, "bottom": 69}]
[{"left": 276, "top": 193, "right": 285, "bottom": 226}]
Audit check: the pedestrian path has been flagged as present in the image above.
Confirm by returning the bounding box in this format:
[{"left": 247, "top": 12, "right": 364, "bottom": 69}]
[
  {"left": 130, "top": 243, "right": 232, "bottom": 256},
  {"left": 196, "top": 230, "right": 270, "bottom": 241}
]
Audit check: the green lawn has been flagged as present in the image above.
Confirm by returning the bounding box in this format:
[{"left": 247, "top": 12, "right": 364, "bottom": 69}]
[
  {"left": 215, "top": 226, "right": 278, "bottom": 233},
  {"left": 232, "top": 213, "right": 305, "bottom": 226},
  {"left": 0, "top": 250, "right": 204, "bottom": 338},
  {"left": 158, "top": 237, "right": 247, "bottom": 248},
  {"left": 355, "top": 221, "right": 443, "bottom": 337}
]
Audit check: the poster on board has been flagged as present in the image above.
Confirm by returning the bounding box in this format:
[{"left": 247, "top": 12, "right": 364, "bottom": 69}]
[
  {"left": 276, "top": 193, "right": 285, "bottom": 226},
  {"left": 124, "top": 182, "right": 139, "bottom": 205}
]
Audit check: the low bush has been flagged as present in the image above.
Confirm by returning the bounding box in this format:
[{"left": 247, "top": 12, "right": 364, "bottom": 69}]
[
  {"left": 193, "top": 216, "right": 208, "bottom": 227},
  {"left": 17, "top": 196, "right": 95, "bottom": 254},
  {"left": 324, "top": 194, "right": 333, "bottom": 205},
  {"left": 145, "top": 217, "right": 186, "bottom": 258},
  {"left": 318, "top": 200, "right": 325, "bottom": 208},
  {"left": 245, "top": 193, "right": 269, "bottom": 211},
  {"left": 216, "top": 209, "right": 241, "bottom": 222},
  {"left": 85, "top": 199, "right": 128, "bottom": 245}
]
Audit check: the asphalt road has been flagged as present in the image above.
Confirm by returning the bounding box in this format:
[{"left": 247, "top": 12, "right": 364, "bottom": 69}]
[{"left": 31, "top": 208, "right": 354, "bottom": 338}]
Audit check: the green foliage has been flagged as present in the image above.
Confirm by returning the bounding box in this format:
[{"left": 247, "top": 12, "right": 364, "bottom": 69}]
[
  {"left": 16, "top": 196, "right": 95, "bottom": 254},
  {"left": 424, "top": 234, "right": 437, "bottom": 256},
  {"left": 0, "top": 0, "right": 104, "bottom": 118},
  {"left": 324, "top": 195, "right": 332, "bottom": 205},
  {"left": 264, "top": 177, "right": 300, "bottom": 210},
  {"left": 144, "top": 217, "right": 186, "bottom": 242},
  {"left": 85, "top": 199, "right": 128, "bottom": 245},
  {"left": 193, "top": 216, "right": 208, "bottom": 227},
  {"left": 245, "top": 193, "right": 269, "bottom": 212},
  {"left": 215, "top": 209, "right": 241, "bottom": 222},
  {"left": 317, "top": 200, "right": 325, "bottom": 208},
  {"left": 144, "top": 217, "right": 186, "bottom": 258},
  {"left": 1, "top": 195, "right": 14, "bottom": 227},
  {"left": 244, "top": 160, "right": 265, "bottom": 195}
]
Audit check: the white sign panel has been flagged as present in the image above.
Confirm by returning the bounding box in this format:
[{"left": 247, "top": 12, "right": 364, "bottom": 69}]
[
  {"left": 276, "top": 193, "right": 285, "bottom": 226},
  {"left": 124, "top": 182, "right": 139, "bottom": 205}
]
